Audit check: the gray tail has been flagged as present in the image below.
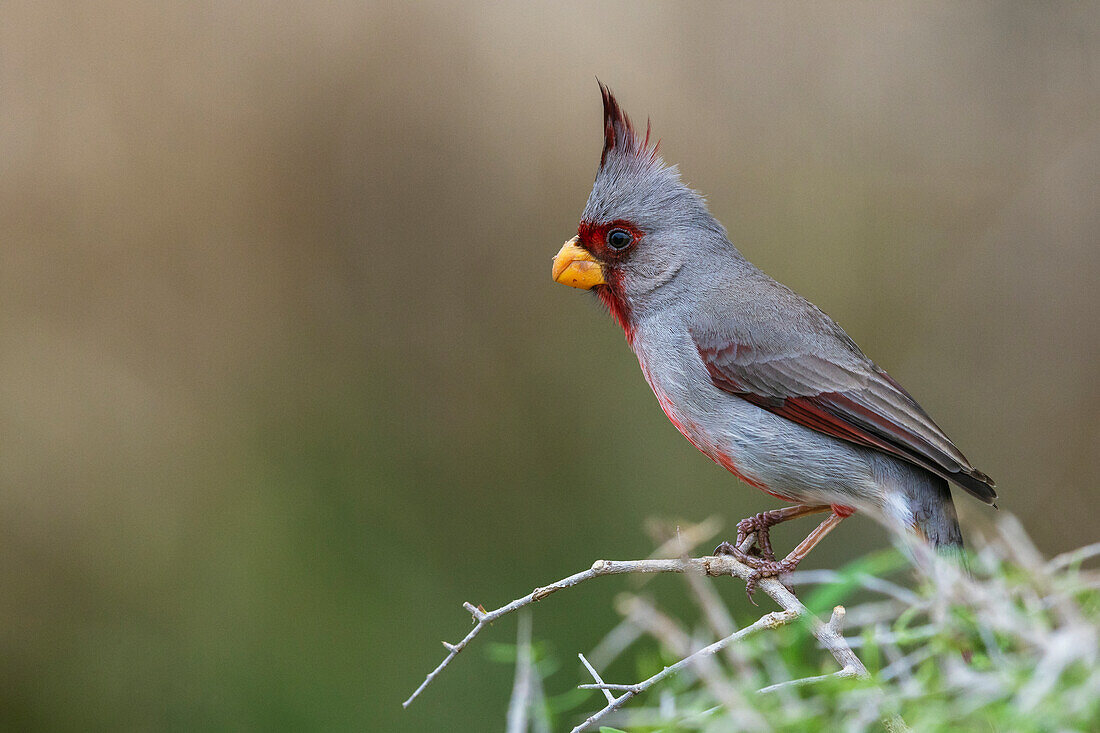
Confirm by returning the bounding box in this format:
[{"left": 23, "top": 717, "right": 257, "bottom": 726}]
[{"left": 906, "top": 473, "right": 965, "bottom": 559}]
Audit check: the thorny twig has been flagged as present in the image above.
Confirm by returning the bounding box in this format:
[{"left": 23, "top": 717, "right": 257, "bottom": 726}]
[
  {"left": 402, "top": 529, "right": 869, "bottom": 725},
  {"left": 610, "top": 594, "right": 768, "bottom": 731},
  {"left": 577, "top": 654, "right": 614, "bottom": 705},
  {"left": 572, "top": 608, "right": 798, "bottom": 732},
  {"left": 405, "top": 513, "right": 1100, "bottom": 730}
]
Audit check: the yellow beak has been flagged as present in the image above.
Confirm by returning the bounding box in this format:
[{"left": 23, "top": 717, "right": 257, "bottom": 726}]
[{"left": 552, "top": 237, "right": 606, "bottom": 289}]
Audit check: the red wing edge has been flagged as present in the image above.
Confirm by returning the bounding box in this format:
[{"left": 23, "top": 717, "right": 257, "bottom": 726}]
[{"left": 704, "top": 357, "right": 997, "bottom": 504}]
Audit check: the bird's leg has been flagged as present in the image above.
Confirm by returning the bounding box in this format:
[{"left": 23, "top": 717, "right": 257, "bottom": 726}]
[
  {"left": 716, "top": 508, "right": 845, "bottom": 603},
  {"left": 745, "top": 511, "right": 846, "bottom": 601},
  {"left": 714, "top": 504, "right": 830, "bottom": 562}
]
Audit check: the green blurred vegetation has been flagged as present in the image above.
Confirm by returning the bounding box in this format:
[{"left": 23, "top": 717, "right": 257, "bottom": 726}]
[
  {"left": 497, "top": 524, "right": 1100, "bottom": 732},
  {"left": 1, "top": 2, "right": 1097, "bottom": 730}
]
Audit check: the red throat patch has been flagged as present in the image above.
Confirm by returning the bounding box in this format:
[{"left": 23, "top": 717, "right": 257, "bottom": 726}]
[
  {"left": 595, "top": 281, "right": 633, "bottom": 343},
  {"left": 575, "top": 219, "right": 644, "bottom": 343}
]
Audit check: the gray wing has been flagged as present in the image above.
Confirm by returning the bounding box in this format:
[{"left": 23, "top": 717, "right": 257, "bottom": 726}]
[{"left": 691, "top": 292, "right": 997, "bottom": 504}]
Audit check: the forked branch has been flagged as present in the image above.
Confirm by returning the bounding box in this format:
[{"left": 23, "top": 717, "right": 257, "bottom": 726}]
[{"left": 402, "top": 533, "right": 869, "bottom": 726}]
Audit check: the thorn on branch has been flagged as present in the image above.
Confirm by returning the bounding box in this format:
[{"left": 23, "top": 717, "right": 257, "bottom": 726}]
[
  {"left": 577, "top": 682, "right": 639, "bottom": 692},
  {"left": 463, "top": 601, "right": 487, "bottom": 622},
  {"left": 577, "top": 653, "right": 616, "bottom": 704},
  {"left": 827, "top": 605, "right": 847, "bottom": 634},
  {"left": 403, "top": 544, "right": 869, "bottom": 716},
  {"left": 532, "top": 585, "right": 556, "bottom": 601}
]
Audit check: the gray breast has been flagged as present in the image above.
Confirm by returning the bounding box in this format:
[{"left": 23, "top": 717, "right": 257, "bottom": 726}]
[{"left": 631, "top": 314, "right": 885, "bottom": 510}]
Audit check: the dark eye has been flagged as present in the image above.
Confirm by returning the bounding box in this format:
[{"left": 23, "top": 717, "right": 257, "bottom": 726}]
[{"left": 607, "top": 228, "right": 633, "bottom": 250}]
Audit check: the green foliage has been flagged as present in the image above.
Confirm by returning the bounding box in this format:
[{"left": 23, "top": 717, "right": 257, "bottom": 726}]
[{"left": 502, "top": 519, "right": 1100, "bottom": 732}]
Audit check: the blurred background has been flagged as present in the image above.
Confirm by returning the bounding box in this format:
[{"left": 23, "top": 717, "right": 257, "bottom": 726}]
[{"left": 2, "top": 2, "right": 1097, "bottom": 729}]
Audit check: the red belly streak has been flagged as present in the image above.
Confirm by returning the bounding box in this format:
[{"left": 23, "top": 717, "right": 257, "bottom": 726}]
[
  {"left": 651, "top": 387, "right": 795, "bottom": 503},
  {"left": 645, "top": 370, "right": 854, "bottom": 513}
]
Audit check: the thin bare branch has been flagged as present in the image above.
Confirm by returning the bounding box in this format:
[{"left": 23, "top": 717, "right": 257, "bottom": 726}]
[
  {"left": 403, "top": 513, "right": 1100, "bottom": 732},
  {"left": 613, "top": 594, "right": 768, "bottom": 731},
  {"left": 757, "top": 665, "right": 863, "bottom": 694},
  {"left": 757, "top": 576, "right": 869, "bottom": 677},
  {"left": 672, "top": 526, "right": 755, "bottom": 677},
  {"left": 1048, "top": 542, "right": 1100, "bottom": 572},
  {"left": 577, "top": 653, "right": 614, "bottom": 705},
  {"left": 406, "top": 554, "right": 748, "bottom": 707},
  {"left": 405, "top": 547, "right": 868, "bottom": 714},
  {"left": 570, "top": 609, "right": 798, "bottom": 733}
]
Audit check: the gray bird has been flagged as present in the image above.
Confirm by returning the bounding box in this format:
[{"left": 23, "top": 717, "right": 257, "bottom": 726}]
[{"left": 552, "top": 85, "right": 996, "bottom": 594}]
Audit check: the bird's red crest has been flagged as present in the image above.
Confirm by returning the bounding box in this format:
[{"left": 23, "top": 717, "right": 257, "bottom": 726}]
[{"left": 599, "top": 82, "right": 659, "bottom": 169}]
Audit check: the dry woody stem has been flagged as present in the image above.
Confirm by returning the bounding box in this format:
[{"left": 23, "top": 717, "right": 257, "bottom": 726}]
[{"left": 403, "top": 531, "right": 869, "bottom": 730}]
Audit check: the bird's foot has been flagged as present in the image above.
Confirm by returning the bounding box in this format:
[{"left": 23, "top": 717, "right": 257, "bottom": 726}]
[
  {"left": 739, "top": 556, "right": 798, "bottom": 603},
  {"left": 713, "top": 540, "right": 741, "bottom": 556},
  {"left": 711, "top": 511, "right": 779, "bottom": 561},
  {"left": 737, "top": 512, "right": 779, "bottom": 561},
  {"left": 713, "top": 541, "right": 798, "bottom": 604}
]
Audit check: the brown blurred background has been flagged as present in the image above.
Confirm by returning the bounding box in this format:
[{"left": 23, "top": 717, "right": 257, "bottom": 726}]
[{"left": 1, "top": 2, "right": 1097, "bottom": 729}]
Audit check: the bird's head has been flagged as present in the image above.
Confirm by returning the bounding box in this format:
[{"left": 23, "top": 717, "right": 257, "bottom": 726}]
[{"left": 552, "top": 84, "right": 729, "bottom": 338}]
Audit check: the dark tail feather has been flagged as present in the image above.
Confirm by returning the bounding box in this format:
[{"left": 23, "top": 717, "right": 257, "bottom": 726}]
[
  {"left": 913, "top": 481, "right": 963, "bottom": 549},
  {"left": 906, "top": 473, "right": 968, "bottom": 567},
  {"left": 951, "top": 467, "right": 998, "bottom": 506}
]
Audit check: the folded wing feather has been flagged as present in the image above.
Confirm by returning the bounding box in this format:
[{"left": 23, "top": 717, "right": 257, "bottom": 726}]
[{"left": 694, "top": 331, "right": 997, "bottom": 504}]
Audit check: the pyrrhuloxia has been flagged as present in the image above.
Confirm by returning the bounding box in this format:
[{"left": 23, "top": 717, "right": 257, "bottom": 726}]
[{"left": 552, "top": 85, "right": 996, "bottom": 592}]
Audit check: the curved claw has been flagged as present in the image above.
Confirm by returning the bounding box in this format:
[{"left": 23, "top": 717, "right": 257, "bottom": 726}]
[
  {"left": 741, "top": 558, "right": 798, "bottom": 603},
  {"left": 745, "top": 571, "right": 763, "bottom": 605},
  {"left": 713, "top": 540, "right": 739, "bottom": 556},
  {"left": 734, "top": 512, "right": 778, "bottom": 562}
]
